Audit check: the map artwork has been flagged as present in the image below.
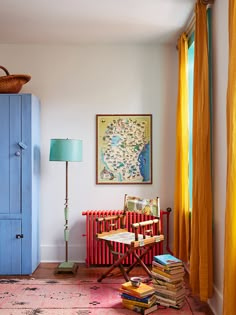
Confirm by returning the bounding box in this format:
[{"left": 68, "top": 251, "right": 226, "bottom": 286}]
[{"left": 96, "top": 115, "right": 152, "bottom": 184}]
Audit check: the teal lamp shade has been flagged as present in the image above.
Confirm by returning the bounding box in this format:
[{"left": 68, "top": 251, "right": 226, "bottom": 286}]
[{"left": 49, "top": 139, "right": 82, "bottom": 162}]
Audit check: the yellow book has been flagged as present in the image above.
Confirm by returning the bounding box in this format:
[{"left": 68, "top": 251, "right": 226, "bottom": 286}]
[{"left": 121, "top": 281, "right": 155, "bottom": 298}]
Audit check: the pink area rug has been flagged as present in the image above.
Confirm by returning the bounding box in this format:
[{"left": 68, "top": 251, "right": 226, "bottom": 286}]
[{"left": 0, "top": 279, "right": 205, "bottom": 315}]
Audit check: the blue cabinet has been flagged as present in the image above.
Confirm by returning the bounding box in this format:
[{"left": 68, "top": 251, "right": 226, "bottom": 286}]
[{"left": 0, "top": 94, "right": 40, "bottom": 275}]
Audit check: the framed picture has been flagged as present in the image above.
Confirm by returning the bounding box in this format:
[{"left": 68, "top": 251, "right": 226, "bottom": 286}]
[{"left": 96, "top": 114, "right": 152, "bottom": 184}]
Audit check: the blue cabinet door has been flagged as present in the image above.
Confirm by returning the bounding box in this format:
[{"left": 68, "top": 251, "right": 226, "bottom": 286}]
[
  {"left": 0, "top": 94, "right": 40, "bottom": 275},
  {"left": 0, "top": 95, "right": 22, "bottom": 215},
  {"left": 0, "top": 96, "right": 22, "bottom": 274},
  {"left": 0, "top": 220, "right": 22, "bottom": 275}
]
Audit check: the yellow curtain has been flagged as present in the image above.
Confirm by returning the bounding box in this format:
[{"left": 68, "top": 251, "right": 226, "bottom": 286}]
[
  {"left": 223, "top": 0, "right": 236, "bottom": 313},
  {"left": 173, "top": 33, "right": 190, "bottom": 263},
  {"left": 189, "top": 0, "right": 213, "bottom": 301}
]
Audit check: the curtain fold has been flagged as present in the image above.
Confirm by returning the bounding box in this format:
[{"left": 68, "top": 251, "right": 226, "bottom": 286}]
[
  {"left": 173, "top": 33, "right": 190, "bottom": 263},
  {"left": 223, "top": 0, "right": 236, "bottom": 313},
  {"left": 189, "top": 0, "right": 213, "bottom": 301}
]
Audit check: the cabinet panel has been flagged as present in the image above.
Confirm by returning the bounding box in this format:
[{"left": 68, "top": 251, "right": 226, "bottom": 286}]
[
  {"left": 9, "top": 96, "right": 22, "bottom": 214},
  {"left": 21, "top": 94, "right": 41, "bottom": 274},
  {"left": 0, "top": 96, "right": 22, "bottom": 214},
  {"left": 0, "top": 220, "right": 22, "bottom": 275},
  {"left": 0, "top": 97, "right": 10, "bottom": 213}
]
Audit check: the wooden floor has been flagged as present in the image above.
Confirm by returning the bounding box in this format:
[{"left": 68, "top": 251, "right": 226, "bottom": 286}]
[{"left": 0, "top": 263, "right": 214, "bottom": 315}]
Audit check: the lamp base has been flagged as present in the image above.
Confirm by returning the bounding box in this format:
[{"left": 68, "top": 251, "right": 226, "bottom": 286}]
[{"left": 55, "top": 261, "right": 78, "bottom": 275}]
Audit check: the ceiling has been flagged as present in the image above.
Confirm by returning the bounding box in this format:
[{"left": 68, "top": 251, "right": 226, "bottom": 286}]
[{"left": 0, "top": 0, "right": 195, "bottom": 45}]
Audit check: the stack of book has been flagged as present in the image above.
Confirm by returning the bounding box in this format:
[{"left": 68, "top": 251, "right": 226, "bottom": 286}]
[
  {"left": 151, "top": 254, "right": 186, "bottom": 309},
  {"left": 120, "top": 281, "right": 158, "bottom": 315}
]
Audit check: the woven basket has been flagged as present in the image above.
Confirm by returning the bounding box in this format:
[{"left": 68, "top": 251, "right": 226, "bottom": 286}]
[{"left": 0, "top": 66, "right": 31, "bottom": 93}]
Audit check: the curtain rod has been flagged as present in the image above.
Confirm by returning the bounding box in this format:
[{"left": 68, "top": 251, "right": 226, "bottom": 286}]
[
  {"left": 176, "top": 0, "right": 215, "bottom": 49},
  {"left": 185, "top": 13, "right": 195, "bottom": 39},
  {"left": 200, "top": 0, "right": 214, "bottom": 4}
]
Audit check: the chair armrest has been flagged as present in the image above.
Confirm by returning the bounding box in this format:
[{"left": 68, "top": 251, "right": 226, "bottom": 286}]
[
  {"left": 96, "top": 214, "right": 125, "bottom": 234},
  {"left": 132, "top": 219, "right": 159, "bottom": 228},
  {"left": 131, "top": 219, "right": 160, "bottom": 241},
  {"left": 96, "top": 215, "right": 123, "bottom": 222}
]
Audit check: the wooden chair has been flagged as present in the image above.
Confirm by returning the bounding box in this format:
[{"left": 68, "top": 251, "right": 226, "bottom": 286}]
[{"left": 96, "top": 195, "right": 164, "bottom": 282}]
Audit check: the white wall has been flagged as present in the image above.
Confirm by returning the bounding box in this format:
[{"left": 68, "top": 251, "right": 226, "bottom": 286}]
[
  {"left": 0, "top": 43, "right": 178, "bottom": 263},
  {"left": 210, "top": 1, "right": 228, "bottom": 315}
]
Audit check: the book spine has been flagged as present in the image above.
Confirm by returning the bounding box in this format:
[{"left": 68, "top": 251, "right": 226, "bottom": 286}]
[
  {"left": 152, "top": 267, "right": 184, "bottom": 279},
  {"left": 155, "top": 291, "right": 185, "bottom": 301},
  {"left": 155, "top": 295, "right": 178, "bottom": 306},
  {"left": 152, "top": 260, "right": 184, "bottom": 271},
  {"left": 121, "top": 282, "right": 155, "bottom": 297},
  {"left": 153, "top": 254, "right": 183, "bottom": 267},
  {"left": 154, "top": 287, "right": 185, "bottom": 296},
  {"left": 121, "top": 298, "right": 150, "bottom": 308},
  {"left": 152, "top": 278, "right": 184, "bottom": 289},
  {"left": 152, "top": 283, "right": 182, "bottom": 291},
  {"left": 122, "top": 301, "right": 158, "bottom": 315},
  {"left": 121, "top": 293, "right": 151, "bottom": 304},
  {"left": 151, "top": 271, "right": 184, "bottom": 283},
  {"left": 119, "top": 288, "right": 146, "bottom": 299},
  {"left": 122, "top": 301, "right": 145, "bottom": 314}
]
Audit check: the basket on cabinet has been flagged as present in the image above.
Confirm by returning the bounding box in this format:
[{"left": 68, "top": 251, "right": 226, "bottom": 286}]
[{"left": 0, "top": 65, "right": 31, "bottom": 93}]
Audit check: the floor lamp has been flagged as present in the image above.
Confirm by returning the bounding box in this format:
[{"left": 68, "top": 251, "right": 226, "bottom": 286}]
[{"left": 49, "top": 138, "right": 82, "bottom": 274}]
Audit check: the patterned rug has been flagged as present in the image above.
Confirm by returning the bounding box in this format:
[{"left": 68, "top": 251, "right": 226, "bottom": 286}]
[{"left": 0, "top": 279, "right": 205, "bottom": 315}]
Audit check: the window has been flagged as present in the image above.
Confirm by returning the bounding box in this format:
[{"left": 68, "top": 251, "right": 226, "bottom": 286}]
[{"left": 188, "top": 33, "right": 194, "bottom": 211}]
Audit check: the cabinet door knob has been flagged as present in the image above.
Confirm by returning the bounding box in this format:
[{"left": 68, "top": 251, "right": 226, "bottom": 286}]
[
  {"left": 16, "top": 234, "right": 24, "bottom": 239},
  {"left": 15, "top": 151, "right": 21, "bottom": 156},
  {"left": 18, "top": 142, "right": 27, "bottom": 150}
]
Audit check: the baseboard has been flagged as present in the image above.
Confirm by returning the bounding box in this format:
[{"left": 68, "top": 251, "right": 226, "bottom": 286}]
[
  {"left": 208, "top": 284, "right": 223, "bottom": 315},
  {"left": 40, "top": 244, "right": 86, "bottom": 263}
]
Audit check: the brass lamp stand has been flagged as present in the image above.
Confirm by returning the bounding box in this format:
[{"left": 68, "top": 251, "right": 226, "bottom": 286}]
[{"left": 49, "top": 138, "right": 82, "bottom": 274}]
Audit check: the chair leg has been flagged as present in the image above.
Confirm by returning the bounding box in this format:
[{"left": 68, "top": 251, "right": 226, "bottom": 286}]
[
  {"left": 125, "top": 245, "right": 155, "bottom": 277},
  {"left": 97, "top": 246, "right": 133, "bottom": 282},
  {"left": 97, "top": 241, "right": 157, "bottom": 282},
  {"left": 108, "top": 243, "right": 130, "bottom": 281}
]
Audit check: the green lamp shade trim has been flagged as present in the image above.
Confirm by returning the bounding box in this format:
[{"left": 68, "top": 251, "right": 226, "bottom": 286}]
[{"left": 49, "top": 139, "right": 82, "bottom": 162}]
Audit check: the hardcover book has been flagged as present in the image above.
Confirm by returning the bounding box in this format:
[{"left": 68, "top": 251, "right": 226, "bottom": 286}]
[
  {"left": 122, "top": 301, "right": 158, "bottom": 315},
  {"left": 153, "top": 287, "right": 186, "bottom": 298},
  {"left": 155, "top": 298, "right": 185, "bottom": 310},
  {"left": 152, "top": 260, "right": 185, "bottom": 274},
  {"left": 152, "top": 267, "right": 185, "bottom": 280},
  {"left": 152, "top": 278, "right": 184, "bottom": 290},
  {"left": 151, "top": 270, "right": 184, "bottom": 283},
  {"left": 121, "top": 281, "right": 155, "bottom": 298},
  {"left": 121, "top": 298, "right": 156, "bottom": 309},
  {"left": 155, "top": 294, "right": 184, "bottom": 306},
  {"left": 120, "top": 288, "right": 156, "bottom": 299},
  {"left": 155, "top": 290, "right": 185, "bottom": 302},
  {"left": 153, "top": 254, "right": 183, "bottom": 267},
  {"left": 120, "top": 292, "right": 156, "bottom": 305}
]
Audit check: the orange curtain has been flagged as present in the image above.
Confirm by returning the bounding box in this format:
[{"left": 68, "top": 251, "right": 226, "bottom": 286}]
[
  {"left": 189, "top": 0, "right": 213, "bottom": 301},
  {"left": 173, "top": 33, "right": 190, "bottom": 263},
  {"left": 223, "top": 0, "right": 236, "bottom": 313}
]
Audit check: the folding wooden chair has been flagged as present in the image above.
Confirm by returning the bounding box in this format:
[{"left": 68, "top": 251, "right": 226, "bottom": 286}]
[{"left": 96, "top": 195, "right": 164, "bottom": 282}]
